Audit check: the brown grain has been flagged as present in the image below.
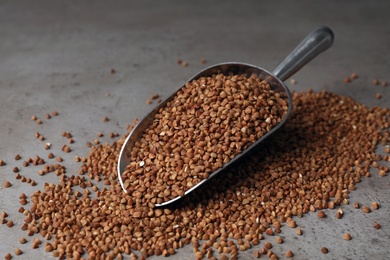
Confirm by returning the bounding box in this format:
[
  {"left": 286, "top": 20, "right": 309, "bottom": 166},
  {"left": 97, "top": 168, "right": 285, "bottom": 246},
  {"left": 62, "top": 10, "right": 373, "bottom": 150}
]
[
  {"left": 275, "top": 236, "right": 283, "bottom": 244},
  {"left": 317, "top": 210, "right": 326, "bottom": 218},
  {"left": 343, "top": 233, "right": 352, "bottom": 240},
  {"left": 14, "top": 248, "right": 22, "bottom": 256},
  {"left": 253, "top": 250, "right": 261, "bottom": 258},
  {"left": 285, "top": 250, "right": 293, "bottom": 258},
  {"left": 321, "top": 247, "right": 329, "bottom": 254},
  {"left": 4, "top": 180, "right": 12, "bottom": 188},
  {"left": 335, "top": 208, "right": 343, "bottom": 219},
  {"left": 362, "top": 206, "right": 371, "bottom": 213},
  {"left": 16, "top": 89, "right": 390, "bottom": 259},
  {"left": 374, "top": 222, "right": 381, "bottom": 230},
  {"left": 264, "top": 242, "right": 273, "bottom": 250},
  {"left": 371, "top": 202, "right": 379, "bottom": 210}
]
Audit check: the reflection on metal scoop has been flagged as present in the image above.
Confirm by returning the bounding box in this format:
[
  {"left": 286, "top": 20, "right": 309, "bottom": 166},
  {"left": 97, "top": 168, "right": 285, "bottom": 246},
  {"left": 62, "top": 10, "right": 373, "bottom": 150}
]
[{"left": 118, "top": 26, "right": 334, "bottom": 207}]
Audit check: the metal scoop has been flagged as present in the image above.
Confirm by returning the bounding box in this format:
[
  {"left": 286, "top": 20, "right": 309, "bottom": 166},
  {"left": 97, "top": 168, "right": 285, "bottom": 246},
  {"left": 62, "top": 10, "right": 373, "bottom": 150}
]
[{"left": 118, "top": 26, "right": 334, "bottom": 207}]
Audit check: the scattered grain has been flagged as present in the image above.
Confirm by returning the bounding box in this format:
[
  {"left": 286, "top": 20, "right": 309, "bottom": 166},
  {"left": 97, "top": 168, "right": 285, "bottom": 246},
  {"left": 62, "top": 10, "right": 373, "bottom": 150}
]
[
  {"left": 14, "top": 248, "right": 22, "bottom": 256},
  {"left": 371, "top": 202, "right": 380, "bottom": 210},
  {"left": 265, "top": 228, "right": 274, "bottom": 236},
  {"left": 14, "top": 154, "right": 21, "bottom": 160},
  {"left": 321, "top": 247, "right": 329, "bottom": 254},
  {"left": 12, "top": 88, "right": 390, "bottom": 259},
  {"left": 62, "top": 145, "right": 71, "bottom": 153},
  {"left": 381, "top": 80, "right": 388, "bottom": 87},
  {"left": 290, "top": 79, "right": 297, "bottom": 85},
  {"left": 336, "top": 208, "right": 343, "bottom": 219},
  {"left": 1, "top": 211, "right": 8, "bottom": 219},
  {"left": 264, "top": 242, "right": 273, "bottom": 250},
  {"left": 362, "top": 206, "right": 371, "bottom": 213},
  {"left": 343, "top": 233, "right": 352, "bottom": 240},
  {"left": 287, "top": 220, "right": 297, "bottom": 228},
  {"left": 177, "top": 59, "right": 188, "bottom": 67},
  {"left": 32, "top": 238, "right": 41, "bottom": 249},
  {"left": 275, "top": 236, "right": 284, "bottom": 244},
  {"left": 317, "top": 210, "right": 326, "bottom": 218},
  {"left": 285, "top": 250, "right": 293, "bottom": 258},
  {"left": 374, "top": 222, "right": 381, "bottom": 230},
  {"left": 343, "top": 77, "right": 351, "bottom": 83},
  {"left": 19, "top": 238, "right": 27, "bottom": 244},
  {"left": 4, "top": 253, "right": 12, "bottom": 260},
  {"left": 4, "top": 181, "right": 12, "bottom": 188}
]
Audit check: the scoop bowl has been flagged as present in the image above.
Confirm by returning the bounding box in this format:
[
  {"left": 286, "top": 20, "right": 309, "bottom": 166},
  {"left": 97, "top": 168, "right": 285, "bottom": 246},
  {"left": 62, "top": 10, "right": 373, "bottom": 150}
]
[{"left": 118, "top": 26, "right": 334, "bottom": 207}]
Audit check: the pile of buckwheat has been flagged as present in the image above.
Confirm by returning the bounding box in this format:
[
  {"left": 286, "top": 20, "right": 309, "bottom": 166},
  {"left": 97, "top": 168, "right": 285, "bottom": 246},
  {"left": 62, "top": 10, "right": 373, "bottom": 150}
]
[
  {"left": 2, "top": 78, "right": 389, "bottom": 259},
  {"left": 122, "top": 73, "right": 288, "bottom": 204}
]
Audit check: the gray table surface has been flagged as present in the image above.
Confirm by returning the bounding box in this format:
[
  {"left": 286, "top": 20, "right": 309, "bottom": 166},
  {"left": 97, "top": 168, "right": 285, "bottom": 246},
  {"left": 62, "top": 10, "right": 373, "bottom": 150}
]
[{"left": 1, "top": 0, "right": 389, "bottom": 259}]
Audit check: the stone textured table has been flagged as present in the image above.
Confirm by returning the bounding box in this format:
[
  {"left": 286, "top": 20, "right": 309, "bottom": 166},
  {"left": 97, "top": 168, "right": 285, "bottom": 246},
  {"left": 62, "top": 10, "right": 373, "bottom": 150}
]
[{"left": 0, "top": 1, "right": 389, "bottom": 259}]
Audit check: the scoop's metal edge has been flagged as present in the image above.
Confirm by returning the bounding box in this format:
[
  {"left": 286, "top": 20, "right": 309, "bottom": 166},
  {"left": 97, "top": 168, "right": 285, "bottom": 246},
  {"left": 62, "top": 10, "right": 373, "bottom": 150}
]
[{"left": 117, "top": 63, "right": 293, "bottom": 206}]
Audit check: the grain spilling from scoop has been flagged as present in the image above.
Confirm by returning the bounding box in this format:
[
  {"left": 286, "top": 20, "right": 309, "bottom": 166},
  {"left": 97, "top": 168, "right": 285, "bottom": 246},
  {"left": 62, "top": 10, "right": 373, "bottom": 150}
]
[{"left": 15, "top": 87, "right": 389, "bottom": 259}]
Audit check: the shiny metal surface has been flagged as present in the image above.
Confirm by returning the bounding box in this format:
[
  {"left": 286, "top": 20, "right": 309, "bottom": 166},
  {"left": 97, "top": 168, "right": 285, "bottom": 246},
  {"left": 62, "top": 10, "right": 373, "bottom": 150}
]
[{"left": 117, "top": 26, "right": 334, "bottom": 207}]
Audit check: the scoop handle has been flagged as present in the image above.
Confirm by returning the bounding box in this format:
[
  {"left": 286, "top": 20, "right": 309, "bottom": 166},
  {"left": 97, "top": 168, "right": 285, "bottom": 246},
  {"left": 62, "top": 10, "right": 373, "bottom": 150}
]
[{"left": 273, "top": 26, "right": 334, "bottom": 81}]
